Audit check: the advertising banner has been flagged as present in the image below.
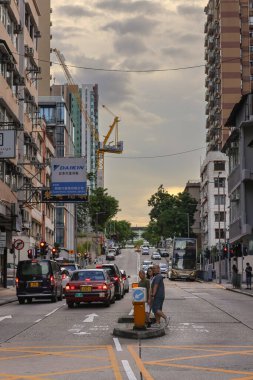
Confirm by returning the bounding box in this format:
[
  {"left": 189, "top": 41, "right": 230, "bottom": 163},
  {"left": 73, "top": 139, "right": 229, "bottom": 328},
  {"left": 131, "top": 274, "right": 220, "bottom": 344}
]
[
  {"left": 51, "top": 157, "right": 87, "bottom": 196},
  {"left": 0, "top": 130, "right": 16, "bottom": 158}
]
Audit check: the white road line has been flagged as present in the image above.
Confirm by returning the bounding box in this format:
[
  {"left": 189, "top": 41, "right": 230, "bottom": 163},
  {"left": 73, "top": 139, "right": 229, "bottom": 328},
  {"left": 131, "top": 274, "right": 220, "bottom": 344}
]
[
  {"left": 45, "top": 308, "right": 59, "bottom": 317},
  {"left": 113, "top": 338, "right": 123, "bottom": 352},
  {"left": 34, "top": 319, "right": 42, "bottom": 323},
  {"left": 122, "top": 360, "right": 137, "bottom": 380},
  {"left": 128, "top": 309, "right": 134, "bottom": 316}
]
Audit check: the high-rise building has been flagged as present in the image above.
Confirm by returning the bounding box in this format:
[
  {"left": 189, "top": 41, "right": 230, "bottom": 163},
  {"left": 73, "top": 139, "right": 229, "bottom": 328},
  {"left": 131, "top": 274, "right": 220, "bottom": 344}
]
[
  {"left": 81, "top": 84, "right": 99, "bottom": 191},
  {"left": 0, "top": 0, "right": 55, "bottom": 285},
  {"left": 204, "top": 0, "right": 250, "bottom": 151},
  {"left": 202, "top": 0, "right": 252, "bottom": 256}
]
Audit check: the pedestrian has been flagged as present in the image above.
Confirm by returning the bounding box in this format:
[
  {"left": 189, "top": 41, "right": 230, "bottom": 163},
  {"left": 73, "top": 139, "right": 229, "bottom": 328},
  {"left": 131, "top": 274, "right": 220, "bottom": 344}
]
[
  {"left": 245, "top": 262, "right": 252, "bottom": 290},
  {"left": 149, "top": 264, "right": 169, "bottom": 328},
  {"left": 138, "top": 270, "right": 151, "bottom": 325},
  {"left": 232, "top": 264, "right": 238, "bottom": 288}
]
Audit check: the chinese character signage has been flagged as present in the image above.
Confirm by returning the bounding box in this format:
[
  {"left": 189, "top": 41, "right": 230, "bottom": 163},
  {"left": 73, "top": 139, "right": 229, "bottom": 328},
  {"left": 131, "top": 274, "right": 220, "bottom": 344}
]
[
  {"left": 51, "top": 158, "right": 87, "bottom": 196},
  {"left": 0, "top": 130, "right": 16, "bottom": 158}
]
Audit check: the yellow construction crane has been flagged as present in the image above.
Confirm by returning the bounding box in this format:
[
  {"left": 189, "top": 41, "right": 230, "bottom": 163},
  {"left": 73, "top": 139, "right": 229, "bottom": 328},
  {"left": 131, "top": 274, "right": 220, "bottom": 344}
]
[{"left": 97, "top": 105, "right": 123, "bottom": 172}]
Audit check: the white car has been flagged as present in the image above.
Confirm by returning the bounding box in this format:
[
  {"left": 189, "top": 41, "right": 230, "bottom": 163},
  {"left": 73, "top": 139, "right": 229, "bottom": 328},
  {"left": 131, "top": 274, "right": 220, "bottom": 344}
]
[
  {"left": 151, "top": 252, "right": 161, "bottom": 260},
  {"left": 120, "top": 270, "right": 130, "bottom": 293},
  {"left": 61, "top": 269, "right": 71, "bottom": 295},
  {"left": 159, "top": 263, "right": 168, "bottom": 277},
  {"left": 106, "top": 250, "right": 116, "bottom": 261},
  {"left": 141, "top": 247, "right": 149, "bottom": 255}
]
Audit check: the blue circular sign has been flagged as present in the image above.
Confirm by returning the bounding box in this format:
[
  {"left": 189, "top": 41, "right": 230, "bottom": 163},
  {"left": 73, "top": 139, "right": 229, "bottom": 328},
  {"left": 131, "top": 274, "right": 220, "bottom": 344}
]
[{"left": 133, "top": 288, "right": 145, "bottom": 302}]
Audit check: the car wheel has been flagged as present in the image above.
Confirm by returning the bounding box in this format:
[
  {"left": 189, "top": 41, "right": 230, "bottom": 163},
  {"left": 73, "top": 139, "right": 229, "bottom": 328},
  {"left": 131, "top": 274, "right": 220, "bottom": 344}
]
[
  {"left": 104, "top": 297, "right": 111, "bottom": 307},
  {"left": 126, "top": 287, "right": 129, "bottom": 293},
  {"left": 115, "top": 293, "right": 121, "bottom": 300},
  {"left": 51, "top": 293, "right": 57, "bottom": 303},
  {"left": 67, "top": 302, "right": 74, "bottom": 308},
  {"left": 27, "top": 298, "right": 32, "bottom": 304},
  {"left": 18, "top": 298, "right": 25, "bottom": 304},
  {"left": 111, "top": 295, "right": 116, "bottom": 304},
  {"left": 58, "top": 287, "right": 63, "bottom": 301}
]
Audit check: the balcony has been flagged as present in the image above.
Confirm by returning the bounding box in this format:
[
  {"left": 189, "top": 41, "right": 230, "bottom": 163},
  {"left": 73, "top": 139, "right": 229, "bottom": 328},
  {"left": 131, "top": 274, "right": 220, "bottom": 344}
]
[
  {"left": 205, "top": 103, "right": 209, "bottom": 115},
  {"left": 205, "top": 90, "right": 209, "bottom": 101}
]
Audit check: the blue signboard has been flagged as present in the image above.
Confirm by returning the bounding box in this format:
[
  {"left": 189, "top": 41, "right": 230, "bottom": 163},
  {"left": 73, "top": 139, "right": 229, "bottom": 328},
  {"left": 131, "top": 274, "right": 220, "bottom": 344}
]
[{"left": 51, "top": 158, "right": 87, "bottom": 196}]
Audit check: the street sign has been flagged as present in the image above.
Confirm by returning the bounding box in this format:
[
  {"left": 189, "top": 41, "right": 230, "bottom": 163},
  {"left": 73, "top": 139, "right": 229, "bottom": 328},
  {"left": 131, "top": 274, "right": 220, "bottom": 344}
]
[{"left": 13, "top": 239, "right": 24, "bottom": 250}]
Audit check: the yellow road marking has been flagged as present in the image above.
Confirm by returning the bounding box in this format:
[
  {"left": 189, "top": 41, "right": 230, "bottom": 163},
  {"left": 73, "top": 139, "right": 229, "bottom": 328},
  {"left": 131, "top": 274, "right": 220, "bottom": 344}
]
[
  {"left": 0, "top": 365, "right": 112, "bottom": 379},
  {"left": 128, "top": 345, "right": 154, "bottom": 380},
  {"left": 107, "top": 345, "right": 122, "bottom": 380}
]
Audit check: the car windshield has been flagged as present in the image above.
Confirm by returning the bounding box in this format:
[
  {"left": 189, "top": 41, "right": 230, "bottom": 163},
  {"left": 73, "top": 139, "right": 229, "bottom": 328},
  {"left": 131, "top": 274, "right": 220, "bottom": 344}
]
[
  {"left": 60, "top": 265, "right": 77, "bottom": 271},
  {"left": 71, "top": 271, "right": 105, "bottom": 281},
  {"left": 19, "top": 261, "right": 49, "bottom": 276},
  {"left": 160, "top": 264, "right": 167, "bottom": 267},
  {"left": 143, "top": 261, "right": 152, "bottom": 265}
]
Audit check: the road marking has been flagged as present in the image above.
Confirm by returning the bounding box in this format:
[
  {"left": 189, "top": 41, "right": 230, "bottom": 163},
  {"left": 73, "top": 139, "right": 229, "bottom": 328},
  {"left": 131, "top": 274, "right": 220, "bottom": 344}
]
[
  {"left": 122, "top": 360, "right": 137, "bottom": 380},
  {"left": 129, "top": 308, "right": 134, "bottom": 316},
  {"left": 107, "top": 345, "right": 123, "bottom": 380},
  {"left": 34, "top": 319, "right": 42, "bottom": 323},
  {"left": 128, "top": 345, "right": 154, "bottom": 380},
  {"left": 113, "top": 338, "right": 123, "bottom": 352},
  {"left": 0, "top": 315, "right": 12, "bottom": 322},
  {"left": 45, "top": 308, "right": 59, "bottom": 317},
  {"left": 83, "top": 313, "right": 98, "bottom": 323},
  {"left": 74, "top": 332, "right": 91, "bottom": 335}
]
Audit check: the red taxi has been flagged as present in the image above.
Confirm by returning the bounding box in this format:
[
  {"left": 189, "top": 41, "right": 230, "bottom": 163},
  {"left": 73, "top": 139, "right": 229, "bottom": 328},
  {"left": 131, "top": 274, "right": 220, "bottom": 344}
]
[{"left": 65, "top": 269, "right": 115, "bottom": 308}]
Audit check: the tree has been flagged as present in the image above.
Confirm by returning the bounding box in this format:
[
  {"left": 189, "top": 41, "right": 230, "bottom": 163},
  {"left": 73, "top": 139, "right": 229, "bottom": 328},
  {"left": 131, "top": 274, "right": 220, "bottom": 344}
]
[
  {"left": 77, "top": 187, "right": 119, "bottom": 233},
  {"left": 142, "top": 221, "right": 160, "bottom": 246},
  {"left": 147, "top": 185, "right": 197, "bottom": 238},
  {"left": 88, "top": 187, "right": 119, "bottom": 232},
  {"left": 106, "top": 219, "right": 134, "bottom": 246}
]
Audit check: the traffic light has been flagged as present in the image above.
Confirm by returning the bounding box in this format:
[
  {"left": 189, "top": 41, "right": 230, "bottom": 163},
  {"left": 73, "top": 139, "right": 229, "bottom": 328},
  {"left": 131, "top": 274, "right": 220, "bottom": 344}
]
[
  {"left": 40, "top": 241, "right": 46, "bottom": 255},
  {"left": 235, "top": 243, "right": 242, "bottom": 257},
  {"left": 223, "top": 244, "right": 228, "bottom": 258},
  {"left": 27, "top": 249, "right": 33, "bottom": 259},
  {"left": 52, "top": 247, "right": 57, "bottom": 258},
  {"left": 229, "top": 246, "right": 234, "bottom": 258}
]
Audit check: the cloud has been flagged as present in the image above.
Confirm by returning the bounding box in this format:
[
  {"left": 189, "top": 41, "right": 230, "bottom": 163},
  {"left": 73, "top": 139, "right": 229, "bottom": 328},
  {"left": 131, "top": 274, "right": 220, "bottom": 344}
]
[
  {"left": 56, "top": 5, "right": 97, "bottom": 18},
  {"left": 102, "top": 17, "right": 159, "bottom": 36},
  {"left": 114, "top": 36, "right": 147, "bottom": 55},
  {"left": 177, "top": 4, "right": 203, "bottom": 18},
  {"left": 96, "top": 0, "right": 164, "bottom": 15}
]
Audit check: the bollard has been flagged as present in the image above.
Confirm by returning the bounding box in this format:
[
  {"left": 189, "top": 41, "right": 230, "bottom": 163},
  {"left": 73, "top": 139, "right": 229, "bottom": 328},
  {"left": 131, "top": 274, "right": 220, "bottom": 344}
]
[{"left": 132, "top": 287, "right": 147, "bottom": 330}]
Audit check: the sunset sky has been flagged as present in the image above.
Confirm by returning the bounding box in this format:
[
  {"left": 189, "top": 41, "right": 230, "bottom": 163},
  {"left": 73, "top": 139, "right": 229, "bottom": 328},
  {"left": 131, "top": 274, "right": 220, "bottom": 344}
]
[{"left": 51, "top": 0, "right": 207, "bottom": 226}]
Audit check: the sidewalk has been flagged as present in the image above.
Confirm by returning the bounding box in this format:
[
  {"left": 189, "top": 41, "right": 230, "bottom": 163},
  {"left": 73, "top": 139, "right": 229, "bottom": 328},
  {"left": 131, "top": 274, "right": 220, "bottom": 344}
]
[
  {"left": 216, "top": 279, "right": 253, "bottom": 297},
  {"left": 0, "top": 286, "right": 17, "bottom": 306}
]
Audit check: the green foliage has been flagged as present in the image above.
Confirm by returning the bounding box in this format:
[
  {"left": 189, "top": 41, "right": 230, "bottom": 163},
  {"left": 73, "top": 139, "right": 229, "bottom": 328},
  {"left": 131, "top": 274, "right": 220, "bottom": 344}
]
[
  {"left": 142, "top": 221, "right": 160, "bottom": 246},
  {"left": 147, "top": 185, "right": 197, "bottom": 239},
  {"left": 106, "top": 219, "right": 134, "bottom": 246},
  {"left": 77, "top": 187, "right": 119, "bottom": 232}
]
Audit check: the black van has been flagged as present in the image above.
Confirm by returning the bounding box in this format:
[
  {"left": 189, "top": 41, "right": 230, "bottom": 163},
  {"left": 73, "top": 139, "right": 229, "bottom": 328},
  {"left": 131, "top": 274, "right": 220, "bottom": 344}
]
[{"left": 16, "top": 259, "right": 63, "bottom": 304}]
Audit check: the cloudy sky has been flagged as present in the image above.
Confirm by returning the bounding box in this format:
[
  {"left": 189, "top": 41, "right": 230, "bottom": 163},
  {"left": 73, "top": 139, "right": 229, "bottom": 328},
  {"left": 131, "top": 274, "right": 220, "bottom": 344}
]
[{"left": 51, "top": 0, "right": 207, "bottom": 226}]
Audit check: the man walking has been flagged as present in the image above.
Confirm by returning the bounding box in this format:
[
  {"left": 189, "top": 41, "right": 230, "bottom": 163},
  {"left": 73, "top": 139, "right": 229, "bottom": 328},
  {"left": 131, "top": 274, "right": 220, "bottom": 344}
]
[
  {"left": 149, "top": 264, "right": 169, "bottom": 328},
  {"left": 245, "top": 262, "right": 252, "bottom": 290}
]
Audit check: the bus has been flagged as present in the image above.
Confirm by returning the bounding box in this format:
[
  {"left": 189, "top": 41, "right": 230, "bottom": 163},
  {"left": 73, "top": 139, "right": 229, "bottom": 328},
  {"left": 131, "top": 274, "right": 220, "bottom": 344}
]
[{"left": 168, "top": 237, "right": 197, "bottom": 281}]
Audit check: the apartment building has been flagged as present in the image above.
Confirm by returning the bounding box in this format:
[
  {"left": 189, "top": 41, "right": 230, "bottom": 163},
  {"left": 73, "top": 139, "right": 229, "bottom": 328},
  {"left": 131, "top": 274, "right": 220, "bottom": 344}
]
[
  {"left": 202, "top": 0, "right": 253, "bottom": 255},
  {"left": 0, "top": 0, "right": 55, "bottom": 287}
]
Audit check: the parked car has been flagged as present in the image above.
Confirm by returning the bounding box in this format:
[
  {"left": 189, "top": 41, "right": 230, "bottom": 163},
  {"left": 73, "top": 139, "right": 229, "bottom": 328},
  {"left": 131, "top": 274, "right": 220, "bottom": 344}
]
[
  {"left": 151, "top": 252, "right": 161, "bottom": 260},
  {"left": 65, "top": 269, "right": 115, "bottom": 308},
  {"left": 106, "top": 250, "right": 116, "bottom": 261},
  {"left": 7, "top": 263, "right": 17, "bottom": 278},
  {"left": 120, "top": 269, "right": 130, "bottom": 293},
  {"left": 16, "top": 259, "right": 63, "bottom": 304},
  {"left": 61, "top": 269, "right": 71, "bottom": 295},
  {"left": 159, "top": 250, "right": 169, "bottom": 258},
  {"left": 97, "top": 263, "right": 124, "bottom": 300},
  {"left": 159, "top": 263, "right": 168, "bottom": 277}
]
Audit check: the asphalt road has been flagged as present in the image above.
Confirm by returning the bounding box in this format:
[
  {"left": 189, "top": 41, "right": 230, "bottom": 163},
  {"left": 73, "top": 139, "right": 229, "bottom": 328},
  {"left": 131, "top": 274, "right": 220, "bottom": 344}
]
[{"left": 0, "top": 248, "right": 253, "bottom": 380}]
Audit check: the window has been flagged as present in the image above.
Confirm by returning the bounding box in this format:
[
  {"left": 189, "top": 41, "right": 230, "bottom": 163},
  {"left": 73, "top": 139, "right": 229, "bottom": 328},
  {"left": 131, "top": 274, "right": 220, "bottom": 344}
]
[
  {"left": 214, "top": 194, "right": 225, "bottom": 205},
  {"left": 214, "top": 177, "right": 225, "bottom": 187},
  {"left": 214, "top": 211, "right": 225, "bottom": 222},
  {"left": 214, "top": 161, "right": 225, "bottom": 171},
  {"left": 215, "top": 229, "right": 225, "bottom": 239}
]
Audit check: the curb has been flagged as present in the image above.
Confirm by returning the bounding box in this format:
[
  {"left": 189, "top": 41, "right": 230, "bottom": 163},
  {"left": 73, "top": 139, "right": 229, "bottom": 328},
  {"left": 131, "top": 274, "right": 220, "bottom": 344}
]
[
  {"left": 0, "top": 297, "right": 17, "bottom": 306},
  {"left": 113, "top": 326, "right": 166, "bottom": 339},
  {"left": 226, "top": 287, "right": 253, "bottom": 297}
]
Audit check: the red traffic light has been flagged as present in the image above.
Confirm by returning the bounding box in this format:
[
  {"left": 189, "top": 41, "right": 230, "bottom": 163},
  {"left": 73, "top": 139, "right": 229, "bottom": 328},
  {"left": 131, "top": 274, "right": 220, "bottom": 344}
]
[{"left": 27, "top": 249, "right": 33, "bottom": 259}]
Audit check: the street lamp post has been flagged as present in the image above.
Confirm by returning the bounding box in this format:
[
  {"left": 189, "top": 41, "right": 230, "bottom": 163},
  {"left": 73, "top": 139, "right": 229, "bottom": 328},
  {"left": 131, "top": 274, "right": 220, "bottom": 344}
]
[{"left": 218, "top": 172, "right": 222, "bottom": 284}]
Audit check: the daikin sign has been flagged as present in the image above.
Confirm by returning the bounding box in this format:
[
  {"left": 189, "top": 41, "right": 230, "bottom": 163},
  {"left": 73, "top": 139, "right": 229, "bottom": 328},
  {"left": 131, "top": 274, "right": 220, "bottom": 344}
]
[{"left": 51, "top": 157, "right": 87, "bottom": 196}]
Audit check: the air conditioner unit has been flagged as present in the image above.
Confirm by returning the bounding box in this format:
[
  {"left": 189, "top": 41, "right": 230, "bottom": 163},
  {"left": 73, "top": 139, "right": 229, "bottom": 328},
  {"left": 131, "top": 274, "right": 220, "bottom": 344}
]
[
  {"left": 14, "top": 24, "right": 23, "bottom": 34},
  {"left": 31, "top": 157, "right": 37, "bottom": 163},
  {"left": 14, "top": 76, "right": 25, "bottom": 86},
  {"left": 231, "top": 142, "right": 239, "bottom": 149},
  {"left": 24, "top": 45, "right": 29, "bottom": 55},
  {"left": 7, "top": 62, "right": 15, "bottom": 71},
  {"left": 16, "top": 167, "right": 22, "bottom": 174},
  {"left": 27, "top": 95, "right": 35, "bottom": 103},
  {"left": 29, "top": 47, "right": 34, "bottom": 56}
]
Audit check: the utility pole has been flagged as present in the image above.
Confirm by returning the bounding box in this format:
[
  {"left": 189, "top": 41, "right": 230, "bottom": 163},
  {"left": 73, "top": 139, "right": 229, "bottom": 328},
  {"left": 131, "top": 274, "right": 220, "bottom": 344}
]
[{"left": 218, "top": 172, "right": 222, "bottom": 284}]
